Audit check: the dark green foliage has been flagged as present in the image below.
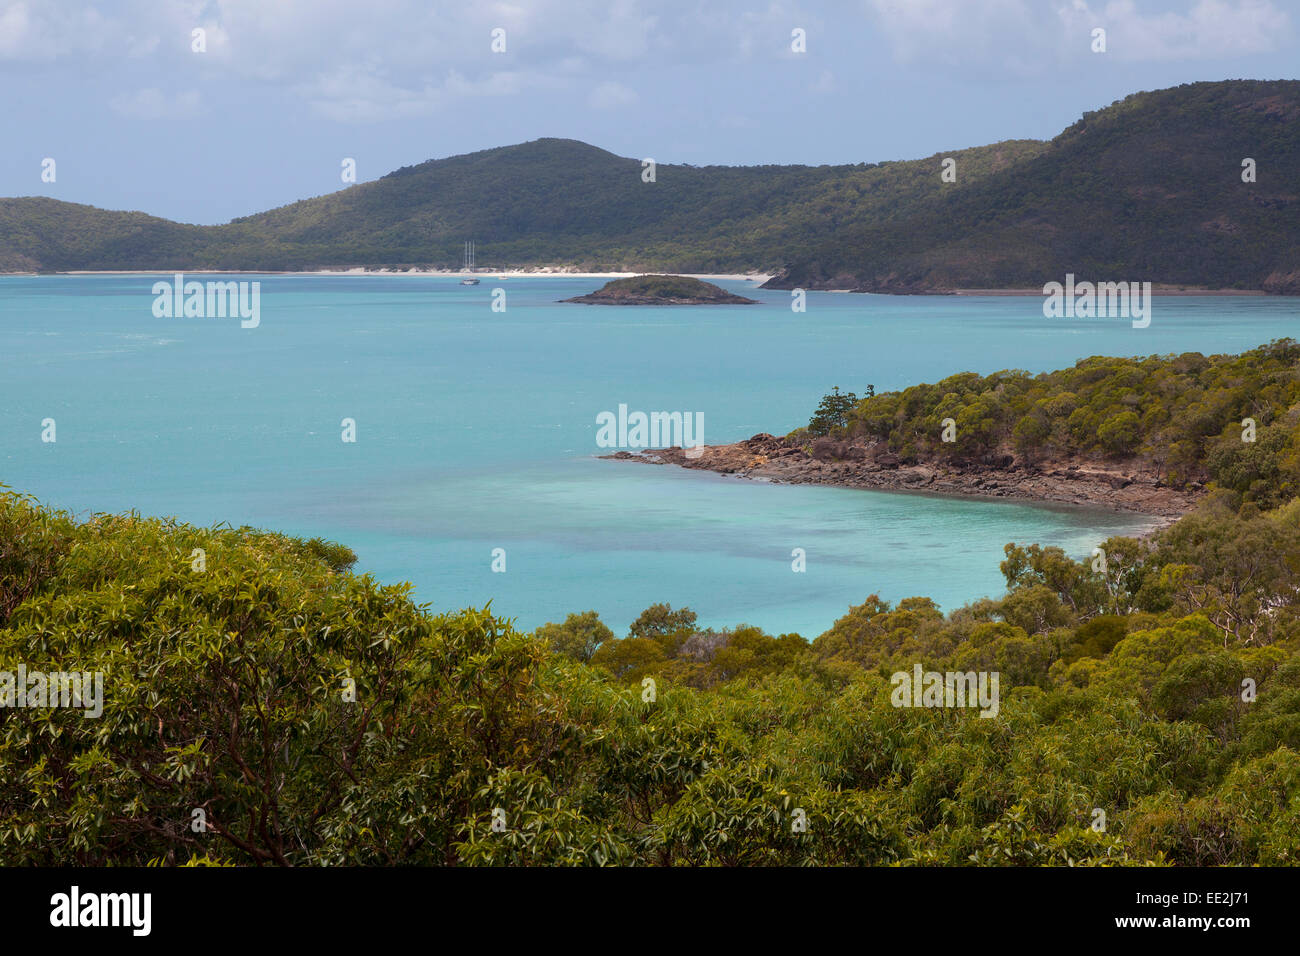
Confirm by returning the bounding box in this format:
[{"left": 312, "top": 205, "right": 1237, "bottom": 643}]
[
  {"left": 0, "top": 490, "right": 74, "bottom": 626},
  {"left": 808, "top": 386, "right": 858, "bottom": 436},
  {"left": 628, "top": 603, "right": 697, "bottom": 645},
  {"left": 1064, "top": 615, "right": 1128, "bottom": 663},
  {"left": 300, "top": 536, "right": 359, "bottom": 573},
  {"left": 536, "top": 610, "right": 614, "bottom": 662},
  {"left": 590, "top": 274, "right": 716, "bottom": 298}
]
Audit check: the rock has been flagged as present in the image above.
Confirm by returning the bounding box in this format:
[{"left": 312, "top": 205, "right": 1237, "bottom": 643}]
[
  {"left": 563, "top": 274, "right": 760, "bottom": 305},
  {"left": 604, "top": 433, "right": 1204, "bottom": 521},
  {"left": 1262, "top": 266, "right": 1300, "bottom": 296},
  {"left": 810, "top": 438, "right": 863, "bottom": 462}
]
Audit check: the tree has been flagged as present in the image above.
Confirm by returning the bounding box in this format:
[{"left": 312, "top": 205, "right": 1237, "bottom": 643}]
[
  {"left": 808, "top": 387, "right": 858, "bottom": 436},
  {"left": 1096, "top": 410, "right": 1141, "bottom": 456},
  {"left": 628, "top": 603, "right": 698, "bottom": 654},
  {"left": 535, "top": 610, "right": 613, "bottom": 662},
  {"left": 588, "top": 636, "right": 667, "bottom": 681},
  {"left": 1012, "top": 413, "right": 1051, "bottom": 457}
]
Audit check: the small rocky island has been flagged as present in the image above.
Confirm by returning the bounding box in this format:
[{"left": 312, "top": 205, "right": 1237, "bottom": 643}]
[{"left": 563, "top": 274, "right": 759, "bottom": 305}]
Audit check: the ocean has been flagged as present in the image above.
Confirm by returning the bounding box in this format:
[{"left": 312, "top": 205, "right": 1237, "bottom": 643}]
[{"left": 2, "top": 275, "right": 1296, "bottom": 636}]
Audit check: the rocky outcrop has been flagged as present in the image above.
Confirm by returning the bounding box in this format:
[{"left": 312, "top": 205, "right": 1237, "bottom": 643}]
[
  {"left": 564, "top": 274, "right": 758, "bottom": 305},
  {"left": 1262, "top": 266, "right": 1300, "bottom": 296},
  {"left": 604, "top": 433, "right": 1202, "bottom": 519}
]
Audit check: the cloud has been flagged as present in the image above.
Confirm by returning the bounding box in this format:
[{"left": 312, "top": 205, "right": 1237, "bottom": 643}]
[
  {"left": 866, "top": 0, "right": 1038, "bottom": 67},
  {"left": 865, "top": 0, "right": 1291, "bottom": 70},
  {"left": 0, "top": 0, "right": 847, "bottom": 121},
  {"left": 108, "top": 87, "right": 201, "bottom": 119},
  {"left": 14, "top": 0, "right": 1289, "bottom": 122},
  {"left": 570, "top": 0, "right": 659, "bottom": 61},
  {"left": 0, "top": 1, "right": 118, "bottom": 60},
  {"left": 295, "top": 65, "right": 539, "bottom": 122},
  {"left": 295, "top": 67, "right": 445, "bottom": 123},
  {"left": 1059, "top": 0, "right": 1291, "bottom": 60}
]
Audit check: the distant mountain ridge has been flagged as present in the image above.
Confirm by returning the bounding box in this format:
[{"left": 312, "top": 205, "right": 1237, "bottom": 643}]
[{"left": 1, "top": 80, "right": 1297, "bottom": 293}]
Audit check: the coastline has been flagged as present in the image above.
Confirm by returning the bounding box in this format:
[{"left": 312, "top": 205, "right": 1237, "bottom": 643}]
[
  {"left": 17, "top": 268, "right": 777, "bottom": 283},
  {"left": 764, "top": 284, "right": 1277, "bottom": 296},
  {"left": 3, "top": 271, "right": 1282, "bottom": 296},
  {"left": 605, "top": 433, "right": 1200, "bottom": 531},
  {"left": 951, "top": 286, "right": 1270, "bottom": 297}
]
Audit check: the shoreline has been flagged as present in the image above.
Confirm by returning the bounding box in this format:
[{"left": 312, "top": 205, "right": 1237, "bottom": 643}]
[
  {"left": 8, "top": 268, "right": 776, "bottom": 283},
  {"left": 951, "top": 286, "right": 1269, "bottom": 297},
  {"left": 764, "top": 285, "right": 1276, "bottom": 297},
  {"left": 605, "top": 433, "right": 1201, "bottom": 531},
  {"left": 1, "top": 271, "right": 1282, "bottom": 296}
]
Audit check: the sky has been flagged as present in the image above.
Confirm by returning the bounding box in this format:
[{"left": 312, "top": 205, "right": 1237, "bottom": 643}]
[{"left": 0, "top": 0, "right": 1295, "bottom": 224}]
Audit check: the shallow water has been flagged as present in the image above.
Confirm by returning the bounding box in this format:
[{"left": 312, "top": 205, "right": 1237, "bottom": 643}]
[{"left": 1, "top": 275, "right": 1295, "bottom": 636}]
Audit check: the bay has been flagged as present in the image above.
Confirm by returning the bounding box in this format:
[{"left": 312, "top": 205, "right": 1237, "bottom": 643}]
[{"left": 1, "top": 275, "right": 1296, "bottom": 636}]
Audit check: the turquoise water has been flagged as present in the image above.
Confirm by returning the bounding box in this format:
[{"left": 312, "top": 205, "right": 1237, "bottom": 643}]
[{"left": 1, "top": 276, "right": 1297, "bottom": 637}]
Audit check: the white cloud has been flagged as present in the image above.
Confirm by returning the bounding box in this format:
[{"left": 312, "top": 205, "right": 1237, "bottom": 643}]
[
  {"left": 0, "top": 1, "right": 118, "bottom": 60},
  {"left": 295, "top": 65, "right": 542, "bottom": 122},
  {"left": 14, "top": 0, "right": 1287, "bottom": 122},
  {"left": 294, "top": 67, "right": 444, "bottom": 123},
  {"left": 866, "top": 0, "right": 1038, "bottom": 67},
  {"left": 1059, "top": 0, "right": 1290, "bottom": 60},
  {"left": 0, "top": 0, "right": 843, "bottom": 120},
  {"left": 570, "top": 0, "right": 659, "bottom": 61},
  {"left": 866, "top": 0, "right": 1291, "bottom": 69}
]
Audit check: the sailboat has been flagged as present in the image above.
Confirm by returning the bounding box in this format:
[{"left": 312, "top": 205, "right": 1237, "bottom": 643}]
[{"left": 460, "top": 241, "right": 480, "bottom": 285}]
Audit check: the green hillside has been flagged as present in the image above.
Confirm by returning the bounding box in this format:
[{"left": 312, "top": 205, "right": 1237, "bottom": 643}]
[
  {"left": 769, "top": 80, "right": 1300, "bottom": 293},
  {"left": 0, "top": 137, "right": 1041, "bottom": 273},
  {"left": 1, "top": 80, "right": 1298, "bottom": 290}
]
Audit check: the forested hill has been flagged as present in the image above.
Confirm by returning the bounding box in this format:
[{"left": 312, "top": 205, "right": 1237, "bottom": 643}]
[
  {"left": 0, "top": 136, "right": 1041, "bottom": 274},
  {"left": 1, "top": 79, "right": 1297, "bottom": 292},
  {"left": 767, "top": 80, "right": 1300, "bottom": 294}
]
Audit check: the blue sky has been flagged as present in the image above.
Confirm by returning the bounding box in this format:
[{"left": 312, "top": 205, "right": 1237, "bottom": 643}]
[{"left": 1, "top": 0, "right": 1295, "bottom": 224}]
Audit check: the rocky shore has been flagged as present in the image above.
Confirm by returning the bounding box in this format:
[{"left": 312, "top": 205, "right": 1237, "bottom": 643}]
[{"left": 604, "top": 433, "right": 1203, "bottom": 523}]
